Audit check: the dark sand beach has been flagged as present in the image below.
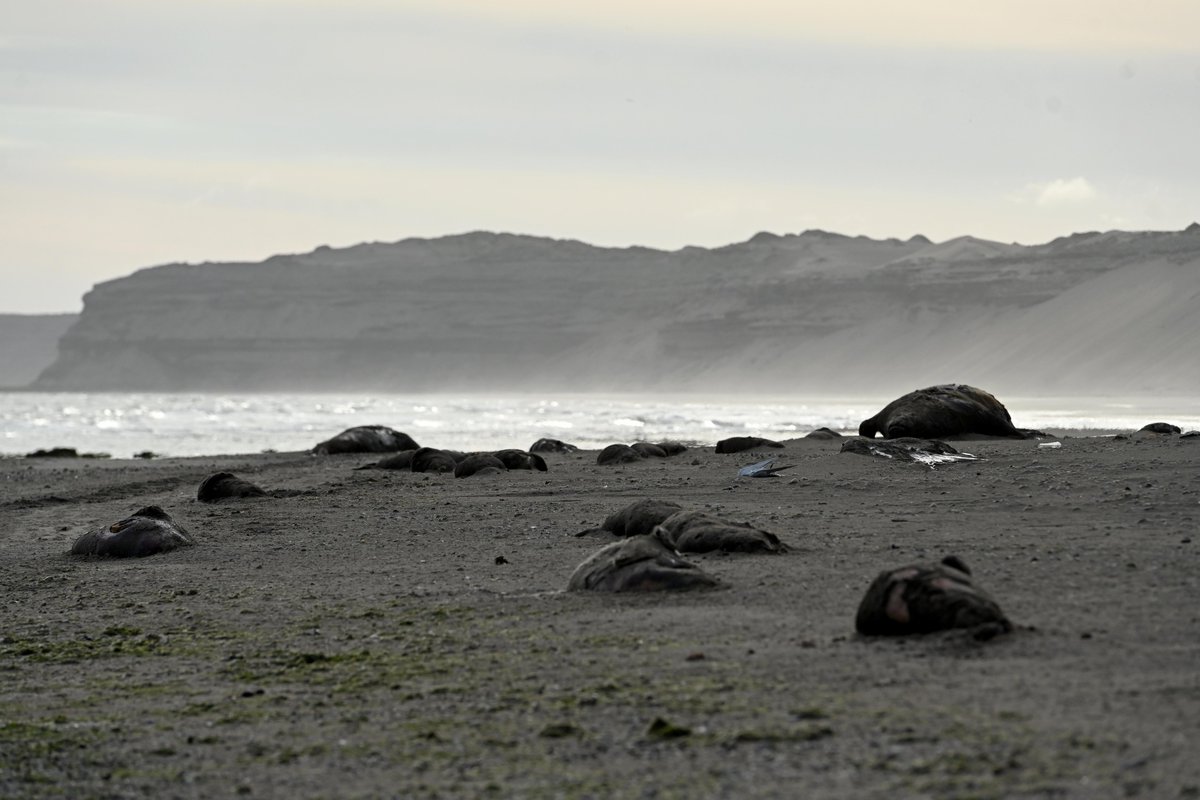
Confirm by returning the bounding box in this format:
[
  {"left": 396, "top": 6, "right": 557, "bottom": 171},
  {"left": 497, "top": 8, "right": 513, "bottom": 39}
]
[{"left": 1, "top": 433, "right": 1197, "bottom": 798}]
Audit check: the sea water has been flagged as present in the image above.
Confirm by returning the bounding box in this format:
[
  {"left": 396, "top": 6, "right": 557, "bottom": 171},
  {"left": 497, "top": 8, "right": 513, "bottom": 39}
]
[{"left": 1, "top": 392, "right": 1197, "bottom": 459}]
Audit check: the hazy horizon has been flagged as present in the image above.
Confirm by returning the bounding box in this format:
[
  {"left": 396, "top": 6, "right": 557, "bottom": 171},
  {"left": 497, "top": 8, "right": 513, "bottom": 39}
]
[{"left": 3, "top": 1, "right": 1199, "bottom": 312}]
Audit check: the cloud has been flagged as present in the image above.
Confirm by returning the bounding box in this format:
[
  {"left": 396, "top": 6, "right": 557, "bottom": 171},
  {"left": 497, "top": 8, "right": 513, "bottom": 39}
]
[{"left": 1032, "top": 178, "right": 1099, "bottom": 206}]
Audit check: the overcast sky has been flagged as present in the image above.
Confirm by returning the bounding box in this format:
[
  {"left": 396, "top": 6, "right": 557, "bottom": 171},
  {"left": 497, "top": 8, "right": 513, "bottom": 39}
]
[{"left": 2, "top": 1, "right": 1198, "bottom": 312}]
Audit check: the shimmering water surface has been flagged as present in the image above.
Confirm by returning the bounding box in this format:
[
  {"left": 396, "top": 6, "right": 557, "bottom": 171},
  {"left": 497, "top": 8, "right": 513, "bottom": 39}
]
[{"left": 1, "top": 392, "right": 1197, "bottom": 459}]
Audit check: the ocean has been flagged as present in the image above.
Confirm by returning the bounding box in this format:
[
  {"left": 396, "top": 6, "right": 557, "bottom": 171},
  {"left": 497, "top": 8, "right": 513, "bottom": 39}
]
[{"left": 1, "top": 392, "right": 1198, "bottom": 459}]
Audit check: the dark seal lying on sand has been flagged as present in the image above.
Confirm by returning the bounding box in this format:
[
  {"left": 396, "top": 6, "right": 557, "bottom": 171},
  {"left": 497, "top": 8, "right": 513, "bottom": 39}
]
[
  {"left": 197, "top": 472, "right": 267, "bottom": 502},
  {"left": 311, "top": 426, "right": 420, "bottom": 455},
  {"left": 567, "top": 531, "right": 720, "bottom": 592},
  {"left": 70, "top": 506, "right": 194, "bottom": 558},
  {"left": 355, "top": 450, "right": 418, "bottom": 470},
  {"left": 656, "top": 510, "right": 788, "bottom": 554},
  {"left": 715, "top": 436, "right": 785, "bottom": 454},
  {"left": 858, "top": 384, "right": 1037, "bottom": 440},
  {"left": 410, "top": 447, "right": 461, "bottom": 473},
  {"left": 577, "top": 498, "right": 685, "bottom": 538},
  {"left": 577, "top": 499, "right": 787, "bottom": 553},
  {"left": 454, "top": 454, "right": 507, "bottom": 478},
  {"left": 492, "top": 449, "right": 548, "bottom": 471},
  {"left": 855, "top": 555, "right": 1011, "bottom": 640},
  {"left": 529, "top": 438, "right": 579, "bottom": 454}
]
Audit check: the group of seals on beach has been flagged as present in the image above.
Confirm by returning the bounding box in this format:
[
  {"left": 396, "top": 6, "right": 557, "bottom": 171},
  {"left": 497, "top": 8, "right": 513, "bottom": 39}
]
[
  {"left": 64, "top": 389, "right": 1191, "bottom": 641},
  {"left": 569, "top": 498, "right": 1007, "bottom": 638},
  {"left": 357, "top": 445, "right": 549, "bottom": 477}
]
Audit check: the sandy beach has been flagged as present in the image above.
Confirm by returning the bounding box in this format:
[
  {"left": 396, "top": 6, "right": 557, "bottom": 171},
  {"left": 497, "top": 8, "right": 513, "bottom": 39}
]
[{"left": 1, "top": 432, "right": 1197, "bottom": 799}]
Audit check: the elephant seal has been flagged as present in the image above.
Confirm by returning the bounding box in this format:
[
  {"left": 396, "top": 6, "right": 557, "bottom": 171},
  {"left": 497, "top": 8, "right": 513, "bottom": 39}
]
[
  {"left": 715, "top": 436, "right": 785, "bottom": 454},
  {"left": 597, "top": 443, "right": 643, "bottom": 465},
  {"left": 410, "top": 447, "right": 459, "bottom": 473},
  {"left": 567, "top": 531, "right": 720, "bottom": 592},
  {"left": 657, "top": 510, "right": 788, "bottom": 554},
  {"left": 354, "top": 450, "right": 417, "bottom": 470},
  {"left": 454, "top": 454, "right": 507, "bottom": 478},
  {"left": 805, "top": 427, "right": 842, "bottom": 440},
  {"left": 492, "top": 449, "right": 548, "bottom": 471},
  {"left": 1139, "top": 422, "right": 1181, "bottom": 435},
  {"left": 855, "top": 556, "right": 1011, "bottom": 640},
  {"left": 653, "top": 441, "right": 688, "bottom": 456},
  {"left": 311, "top": 425, "right": 420, "bottom": 455},
  {"left": 576, "top": 498, "right": 684, "bottom": 538},
  {"left": 70, "top": 506, "right": 194, "bottom": 558},
  {"left": 197, "top": 472, "right": 267, "bottom": 502},
  {"left": 840, "top": 437, "right": 977, "bottom": 465},
  {"left": 530, "top": 438, "right": 579, "bottom": 454},
  {"left": 858, "top": 384, "right": 1034, "bottom": 440}
]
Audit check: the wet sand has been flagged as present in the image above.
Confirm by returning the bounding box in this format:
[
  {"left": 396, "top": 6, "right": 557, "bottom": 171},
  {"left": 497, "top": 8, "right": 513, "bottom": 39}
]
[{"left": 1, "top": 433, "right": 1197, "bottom": 798}]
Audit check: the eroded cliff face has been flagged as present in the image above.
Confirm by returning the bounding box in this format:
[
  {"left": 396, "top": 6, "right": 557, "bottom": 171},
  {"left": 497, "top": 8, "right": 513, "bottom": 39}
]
[{"left": 33, "top": 228, "right": 1200, "bottom": 395}]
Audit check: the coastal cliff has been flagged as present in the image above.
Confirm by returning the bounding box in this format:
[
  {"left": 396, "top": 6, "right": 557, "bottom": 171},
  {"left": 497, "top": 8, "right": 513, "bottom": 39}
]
[
  {"left": 33, "top": 227, "right": 1200, "bottom": 396},
  {"left": 0, "top": 314, "right": 78, "bottom": 389}
]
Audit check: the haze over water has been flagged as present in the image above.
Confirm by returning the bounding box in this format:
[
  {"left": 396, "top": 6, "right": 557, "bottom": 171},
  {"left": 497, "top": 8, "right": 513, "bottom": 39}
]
[{"left": 2, "top": 392, "right": 1196, "bottom": 459}]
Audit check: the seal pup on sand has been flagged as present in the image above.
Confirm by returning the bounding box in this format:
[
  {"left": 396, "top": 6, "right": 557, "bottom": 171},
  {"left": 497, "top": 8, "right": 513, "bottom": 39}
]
[
  {"left": 454, "top": 454, "right": 507, "bottom": 478},
  {"left": 567, "top": 530, "right": 719, "bottom": 592},
  {"left": 197, "top": 472, "right": 267, "bottom": 502},
  {"left": 858, "top": 384, "right": 1035, "bottom": 440},
  {"left": 492, "top": 449, "right": 548, "bottom": 471},
  {"left": 70, "top": 506, "right": 194, "bottom": 558},
  {"left": 597, "top": 443, "right": 643, "bottom": 465},
  {"left": 529, "top": 438, "right": 578, "bottom": 454},
  {"left": 804, "top": 427, "right": 842, "bottom": 440},
  {"left": 576, "top": 498, "right": 684, "bottom": 538},
  {"left": 657, "top": 510, "right": 788, "bottom": 554},
  {"left": 311, "top": 425, "right": 419, "bottom": 455},
  {"left": 354, "top": 450, "right": 417, "bottom": 470},
  {"left": 855, "top": 555, "right": 1011, "bottom": 640},
  {"left": 410, "top": 447, "right": 460, "bottom": 473},
  {"left": 715, "top": 436, "right": 785, "bottom": 454}
]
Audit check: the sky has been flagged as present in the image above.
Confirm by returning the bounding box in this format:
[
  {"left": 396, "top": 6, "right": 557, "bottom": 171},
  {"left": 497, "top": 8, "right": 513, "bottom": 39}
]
[{"left": 2, "top": 1, "right": 1199, "bottom": 312}]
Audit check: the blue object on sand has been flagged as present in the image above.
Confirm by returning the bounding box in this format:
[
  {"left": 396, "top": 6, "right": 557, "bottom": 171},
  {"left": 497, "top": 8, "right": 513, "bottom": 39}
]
[{"left": 737, "top": 458, "right": 796, "bottom": 478}]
